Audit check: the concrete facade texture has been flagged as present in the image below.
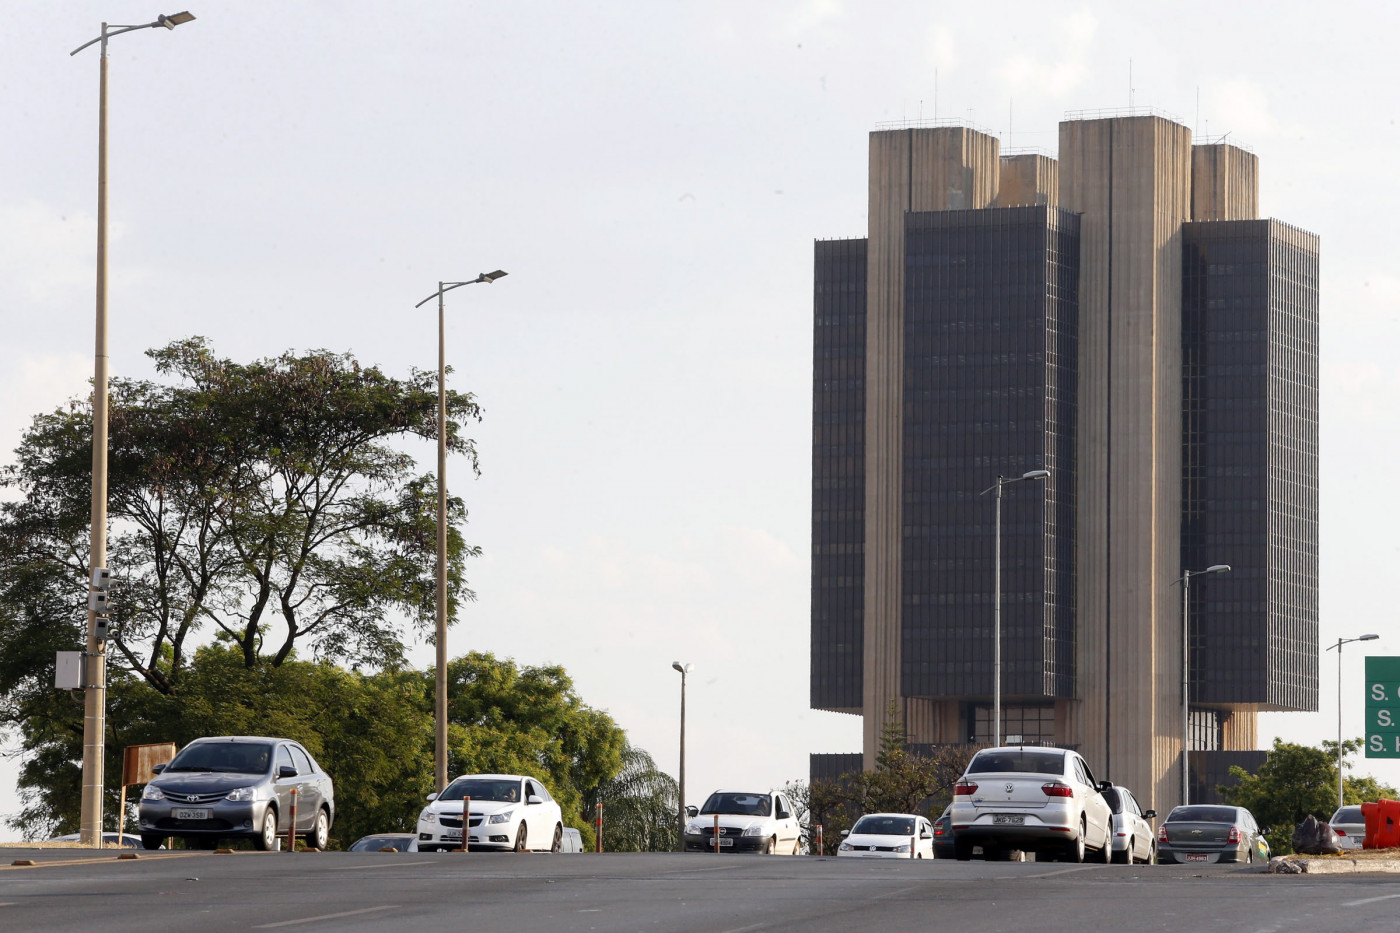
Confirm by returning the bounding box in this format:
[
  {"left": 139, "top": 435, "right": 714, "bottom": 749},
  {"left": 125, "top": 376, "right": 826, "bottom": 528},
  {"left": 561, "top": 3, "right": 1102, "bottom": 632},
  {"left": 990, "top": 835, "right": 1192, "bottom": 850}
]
[{"left": 810, "top": 114, "right": 1320, "bottom": 816}]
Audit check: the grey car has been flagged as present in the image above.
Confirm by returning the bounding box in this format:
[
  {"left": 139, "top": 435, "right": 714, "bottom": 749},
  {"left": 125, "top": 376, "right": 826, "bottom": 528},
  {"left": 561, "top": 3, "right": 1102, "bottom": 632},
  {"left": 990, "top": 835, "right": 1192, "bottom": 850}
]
[
  {"left": 137, "top": 736, "right": 334, "bottom": 851},
  {"left": 1156, "top": 804, "right": 1269, "bottom": 865}
]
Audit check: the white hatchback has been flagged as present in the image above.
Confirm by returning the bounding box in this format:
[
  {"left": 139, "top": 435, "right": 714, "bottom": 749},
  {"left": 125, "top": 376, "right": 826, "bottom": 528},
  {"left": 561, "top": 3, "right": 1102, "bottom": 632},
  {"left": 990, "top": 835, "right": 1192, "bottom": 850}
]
[
  {"left": 838, "top": 813, "right": 935, "bottom": 859},
  {"left": 416, "top": 774, "right": 565, "bottom": 853},
  {"left": 949, "top": 746, "right": 1113, "bottom": 862}
]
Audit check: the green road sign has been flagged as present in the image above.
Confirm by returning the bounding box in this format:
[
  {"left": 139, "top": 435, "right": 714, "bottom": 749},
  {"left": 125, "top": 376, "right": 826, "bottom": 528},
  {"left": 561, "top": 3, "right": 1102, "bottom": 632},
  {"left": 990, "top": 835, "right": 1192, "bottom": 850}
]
[{"left": 1366, "top": 657, "right": 1400, "bottom": 758}]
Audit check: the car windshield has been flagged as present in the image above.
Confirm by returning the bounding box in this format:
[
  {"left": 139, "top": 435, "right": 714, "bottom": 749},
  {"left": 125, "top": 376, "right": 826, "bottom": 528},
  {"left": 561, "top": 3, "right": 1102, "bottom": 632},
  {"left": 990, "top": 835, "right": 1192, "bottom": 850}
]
[
  {"left": 1167, "top": 806, "right": 1236, "bottom": 823},
  {"left": 851, "top": 815, "right": 916, "bottom": 835},
  {"left": 1332, "top": 806, "right": 1363, "bottom": 823},
  {"left": 440, "top": 779, "right": 522, "bottom": 803},
  {"left": 700, "top": 793, "right": 771, "bottom": 816},
  {"left": 966, "top": 750, "right": 1065, "bottom": 775},
  {"left": 164, "top": 742, "right": 272, "bottom": 774},
  {"left": 349, "top": 836, "right": 414, "bottom": 852}
]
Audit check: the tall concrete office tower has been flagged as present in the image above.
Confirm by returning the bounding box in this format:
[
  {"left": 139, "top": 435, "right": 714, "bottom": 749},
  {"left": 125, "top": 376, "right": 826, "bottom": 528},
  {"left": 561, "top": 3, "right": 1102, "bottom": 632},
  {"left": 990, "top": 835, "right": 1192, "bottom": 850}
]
[{"left": 810, "top": 113, "right": 1319, "bottom": 814}]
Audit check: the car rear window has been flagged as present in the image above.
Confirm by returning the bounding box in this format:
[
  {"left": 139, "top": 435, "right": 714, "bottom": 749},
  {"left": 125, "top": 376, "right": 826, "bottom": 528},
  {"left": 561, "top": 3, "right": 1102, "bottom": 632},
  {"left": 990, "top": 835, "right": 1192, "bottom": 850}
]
[
  {"left": 701, "top": 793, "right": 771, "bottom": 816},
  {"left": 1167, "top": 806, "right": 1236, "bottom": 823},
  {"left": 966, "top": 750, "right": 1065, "bottom": 775},
  {"left": 851, "top": 815, "right": 916, "bottom": 835},
  {"left": 1332, "top": 806, "right": 1363, "bottom": 823},
  {"left": 1100, "top": 788, "right": 1123, "bottom": 812}
]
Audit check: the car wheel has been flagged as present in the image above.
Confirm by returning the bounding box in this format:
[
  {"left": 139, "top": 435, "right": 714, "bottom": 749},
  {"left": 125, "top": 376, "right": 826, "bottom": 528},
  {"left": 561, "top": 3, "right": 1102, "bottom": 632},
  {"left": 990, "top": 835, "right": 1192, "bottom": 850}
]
[
  {"left": 954, "top": 837, "right": 973, "bottom": 861},
  {"left": 308, "top": 809, "right": 330, "bottom": 850},
  {"left": 762, "top": 837, "right": 775, "bottom": 855},
  {"left": 1068, "top": 821, "right": 1086, "bottom": 863},
  {"left": 1112, "top": 839, "right": 1129, "bottom": 864},
  {"left": 551, "top": 823, "right": 563, "bottom": 854},
  {"left": 140, "top": 834, "right": 164, "bottom": 850},
  {"left": 254, "top": 808, "right": 278, "bottom": 851},
  {"left": 514, "top": 823, "right": 528, "bottom": 853}
]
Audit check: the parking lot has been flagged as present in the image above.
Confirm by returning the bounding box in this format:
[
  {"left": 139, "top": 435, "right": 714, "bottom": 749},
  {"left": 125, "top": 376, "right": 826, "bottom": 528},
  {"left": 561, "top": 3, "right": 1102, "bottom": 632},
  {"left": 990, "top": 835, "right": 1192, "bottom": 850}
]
[{"left": 3, "top": 848, "right": 1398, "bottom": 932}]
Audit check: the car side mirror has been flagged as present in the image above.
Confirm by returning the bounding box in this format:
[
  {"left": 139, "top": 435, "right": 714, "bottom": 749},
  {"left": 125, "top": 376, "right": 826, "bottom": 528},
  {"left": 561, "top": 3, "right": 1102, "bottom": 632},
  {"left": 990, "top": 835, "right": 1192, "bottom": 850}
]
[
  {"left": 278, "top": 765, "right": 297, "bottom": 778},
  {"left": 686, "top": 805, "right": 698, "bottom": 818},
  {"left": 840, "top": 830, "right": 850, "bottom": 837},
  {"left": 426, "top": 792, "right": 439, "bottom": 802},
  {"left": 1143, "top": 809, "right": 1157, "bottom": 819},
  {"left": 151, "top": 763, "right": 166, "bottom": 774},
  {"left": 527, "top": 795, "right": 543, "bottom": 805}
]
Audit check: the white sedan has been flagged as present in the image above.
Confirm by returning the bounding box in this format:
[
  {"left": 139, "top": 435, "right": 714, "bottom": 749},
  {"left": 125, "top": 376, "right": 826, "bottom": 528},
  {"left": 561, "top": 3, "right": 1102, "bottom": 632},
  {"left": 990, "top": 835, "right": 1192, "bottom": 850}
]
[
  {"left": 683, "top": 790, "right": 804, "bottom": 854},
  {"left": 416, "top": 774, "right": 565, "bottom": 853},
  {"left": 949, "top": 746, "right": 1113, "bottom": 862},
  {"left": 838, "top": 813, "right": 935, "bottom": 859}
]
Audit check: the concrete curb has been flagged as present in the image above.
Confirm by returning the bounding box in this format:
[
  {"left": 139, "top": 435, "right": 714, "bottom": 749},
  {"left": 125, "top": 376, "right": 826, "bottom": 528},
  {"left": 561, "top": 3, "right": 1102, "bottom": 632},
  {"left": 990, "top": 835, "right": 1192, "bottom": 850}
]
[{"left": 1268, "top": 855, "right": 1400, "bottom": 874}]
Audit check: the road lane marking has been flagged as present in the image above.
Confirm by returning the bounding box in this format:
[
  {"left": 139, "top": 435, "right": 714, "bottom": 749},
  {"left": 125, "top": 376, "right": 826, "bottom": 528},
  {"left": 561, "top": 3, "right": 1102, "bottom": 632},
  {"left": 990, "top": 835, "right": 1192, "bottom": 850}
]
[
  {"left": 328, "top": 861, "right": 426, "bottom": 871},
  {"left": 1343, "top": 893, "right": 1400, "bottom": 907},
  {"left": 1007, "top": 866, "right": 1097, "bottom": 879},
  {"left": 717, "top": 923, "right": 773, "bottom": 933},
  {"left": 253, "top": 905, "right": 398, "bottom": 928}
]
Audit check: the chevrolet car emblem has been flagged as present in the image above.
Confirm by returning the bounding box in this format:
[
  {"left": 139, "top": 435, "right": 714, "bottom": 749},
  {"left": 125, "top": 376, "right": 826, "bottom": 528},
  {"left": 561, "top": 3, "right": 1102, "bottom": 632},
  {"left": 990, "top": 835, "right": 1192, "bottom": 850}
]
[{"left": 1191, "top": 829, "right": 1203, "bottom": 834}]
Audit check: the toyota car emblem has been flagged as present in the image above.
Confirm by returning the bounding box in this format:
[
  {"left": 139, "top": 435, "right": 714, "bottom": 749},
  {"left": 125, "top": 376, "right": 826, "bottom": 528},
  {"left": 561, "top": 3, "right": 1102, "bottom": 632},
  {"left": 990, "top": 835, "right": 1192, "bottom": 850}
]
[{"left": 187, "top": 794, "right": 200, "bottom": 803}]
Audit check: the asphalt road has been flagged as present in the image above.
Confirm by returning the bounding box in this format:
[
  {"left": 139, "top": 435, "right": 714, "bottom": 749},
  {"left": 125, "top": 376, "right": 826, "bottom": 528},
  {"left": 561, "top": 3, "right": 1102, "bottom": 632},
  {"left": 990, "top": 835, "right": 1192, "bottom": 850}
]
[{"left": 3, "top": 849, "right": 1398, "bottom": 932}]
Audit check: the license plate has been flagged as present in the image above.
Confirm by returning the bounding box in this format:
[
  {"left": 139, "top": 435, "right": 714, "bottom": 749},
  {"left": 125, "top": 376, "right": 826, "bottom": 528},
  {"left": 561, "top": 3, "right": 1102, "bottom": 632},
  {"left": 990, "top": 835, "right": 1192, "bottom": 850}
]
[
  {"left": 1185, "top": 854, "right": 1209, "bottom": 862},
  {"left": 992, "top": 815, "right": 1024, "bottom": 825},
  {"left": 172, "top": 808, "right": 210, "bottom": 820},
  {"left": 441, "top": 832, "right": 461, "bottom": 841},
  {"left": 717, "top": 838, "right": 734, "bottom": 846}
]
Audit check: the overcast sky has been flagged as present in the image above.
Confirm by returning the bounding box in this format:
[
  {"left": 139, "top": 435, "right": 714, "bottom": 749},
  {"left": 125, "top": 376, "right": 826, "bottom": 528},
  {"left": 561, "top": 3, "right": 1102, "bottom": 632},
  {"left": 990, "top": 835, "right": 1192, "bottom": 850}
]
[{"left": 4, "top": 1, "right": 1399, "bottom": 834}]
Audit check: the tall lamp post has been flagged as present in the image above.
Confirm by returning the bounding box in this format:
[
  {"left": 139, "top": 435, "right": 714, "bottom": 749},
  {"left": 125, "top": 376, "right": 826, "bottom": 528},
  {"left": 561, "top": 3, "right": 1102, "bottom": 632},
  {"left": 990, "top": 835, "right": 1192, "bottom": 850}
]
[
  {"left": 70, "top": 9, "right": 196, "bottom": 849},
  {"left": 979, "top": 469, "right": 1049, "bottom": 747},
  {"left": 1328, "top": 634, "right": 1379, "bottom": 809},
  {"left": 1177, "top": 563, "right": 1230, "bottom": 807},
  {"left": 415, "top": 270, "right": 507, "bottom": 793},
  {"left": 672, "top": 661, "right": 692, "bottom": 851}
]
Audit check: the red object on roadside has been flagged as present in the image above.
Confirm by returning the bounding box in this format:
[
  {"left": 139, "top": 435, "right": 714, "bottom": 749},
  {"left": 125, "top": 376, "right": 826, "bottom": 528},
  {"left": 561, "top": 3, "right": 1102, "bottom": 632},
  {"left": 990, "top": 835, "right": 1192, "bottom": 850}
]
[
  {"left": 1361, "top": 799, "right": 1400, "bottom": 849},
  {"left": 595, "top": 802, "right": 603, "bottom": 853},
  {"left": 287, "top": 788, "right": 298, "bottom": 852}
]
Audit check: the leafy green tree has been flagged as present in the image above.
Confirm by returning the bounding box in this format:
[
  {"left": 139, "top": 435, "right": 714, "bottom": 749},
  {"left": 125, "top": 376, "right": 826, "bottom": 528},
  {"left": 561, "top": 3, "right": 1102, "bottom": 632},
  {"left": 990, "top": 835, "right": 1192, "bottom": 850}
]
[
  {"left": 583, "top": 742, "right": 678, "bottom": 852},
  {"left": 808, "top": 703, "right": 975, "bottom": 854},
  {"left": 1219, "top": 737, "right": 1400, "bottom": 855},
  {"left": 444, "top": 651, "right": 627, "bottom": 848},
  {"left": 0, "top": 337, "right": 479, "bottom": 699}
]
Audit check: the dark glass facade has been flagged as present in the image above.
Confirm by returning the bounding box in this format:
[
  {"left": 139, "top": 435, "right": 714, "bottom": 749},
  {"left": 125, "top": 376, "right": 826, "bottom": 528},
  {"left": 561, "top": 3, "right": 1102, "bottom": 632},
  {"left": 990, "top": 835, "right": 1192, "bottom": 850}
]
[
  {"left": 811, "top": 237, "right": 867, "bottom": 711},
  {"left": 900, "top": 206, "right": 1080, "bottom": 702},
  {"left": 1181, "top": 220, "right": 1320, "bottom": 712}
]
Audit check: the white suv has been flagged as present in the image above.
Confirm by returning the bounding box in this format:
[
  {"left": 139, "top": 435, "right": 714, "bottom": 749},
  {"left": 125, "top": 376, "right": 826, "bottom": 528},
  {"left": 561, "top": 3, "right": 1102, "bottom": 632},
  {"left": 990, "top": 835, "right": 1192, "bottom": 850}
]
[
  {"left": 416, "top": 774, "right": 564, "bottom": 853},
  {"left": 683, "top": 790, "right": 803, "bottom": 854},
  {"left": 950, "top": 746, "right": 1113, "bottom": 862}
]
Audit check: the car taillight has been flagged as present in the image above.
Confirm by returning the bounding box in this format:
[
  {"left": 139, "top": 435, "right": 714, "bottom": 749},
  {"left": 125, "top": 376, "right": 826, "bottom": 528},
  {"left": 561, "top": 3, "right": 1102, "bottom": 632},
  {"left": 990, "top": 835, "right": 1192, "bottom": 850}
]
[
  {"left": 1158, "top": 824, "right": 1169, "bottom": 843},
  {"left": 1041, "top": 782, "right": 1074, "bottom": 797},
  {"left": 1226, "top": 826, "right": 1241, "bottom": 844},
  {"left": 1335, "top": 829, "right": 1347, "bottom": 836},
  {"left": 954, "top": 781, "right": 978, "bottom": 796}
]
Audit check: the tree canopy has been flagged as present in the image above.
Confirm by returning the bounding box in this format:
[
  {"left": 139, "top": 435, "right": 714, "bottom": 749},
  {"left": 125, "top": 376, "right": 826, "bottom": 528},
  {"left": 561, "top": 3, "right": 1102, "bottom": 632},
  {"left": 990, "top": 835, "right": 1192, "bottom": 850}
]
[
  {"left": 1220, "top": 737, "right": 1398, "bottom": 854},
  {"left": 0, "top": 338, "right": 479, "bottom": 707}
]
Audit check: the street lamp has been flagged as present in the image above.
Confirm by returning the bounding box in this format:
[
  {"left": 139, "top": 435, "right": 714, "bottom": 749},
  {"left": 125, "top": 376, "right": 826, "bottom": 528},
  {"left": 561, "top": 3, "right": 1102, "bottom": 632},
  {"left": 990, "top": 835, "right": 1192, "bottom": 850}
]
[
  {"left": 415, "top": 270, "right": 507, "bottom": 794},
  {"left": 1328, "top": 634, "right": 1379, "bottom": 809},
  {"left": 672, "top": 661, "right": 692, "bottom": 851},
  {"left": 70, "top": 9, "right": 196, "bottom": 850},
  {"left": 1177, "top": 563, "right": 1230, "bottom": 807},
  {"left": 979, "top": 468, "right": 1050, "bottom": 747}
]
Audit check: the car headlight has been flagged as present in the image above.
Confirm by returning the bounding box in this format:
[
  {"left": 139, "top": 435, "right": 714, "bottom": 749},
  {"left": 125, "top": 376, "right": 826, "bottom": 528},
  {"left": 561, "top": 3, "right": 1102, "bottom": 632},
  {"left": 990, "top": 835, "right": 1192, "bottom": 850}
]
[
  {"left": 141, "top": 785, "right": 165, "bottom": 801},
  {"left": 742, "top": 825, "right": 763, "bottom": 836},
  {"left": 489, "top": 810, "right": 515, "bottom": 824},
  {"left": 839, "top": 841, "right": 853, "bottom": 851},
  {"left": 225, "top": 786, "right": 256, "bottom": 802},
  {"left": 421, "top": 811, "right": 436, "bottom": 823},
  {"left": 893, "top": 843, "right": 910, "bottom": 853},
  {"left": 685, "top": 821, "right": 705, "bottom": 834}
]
